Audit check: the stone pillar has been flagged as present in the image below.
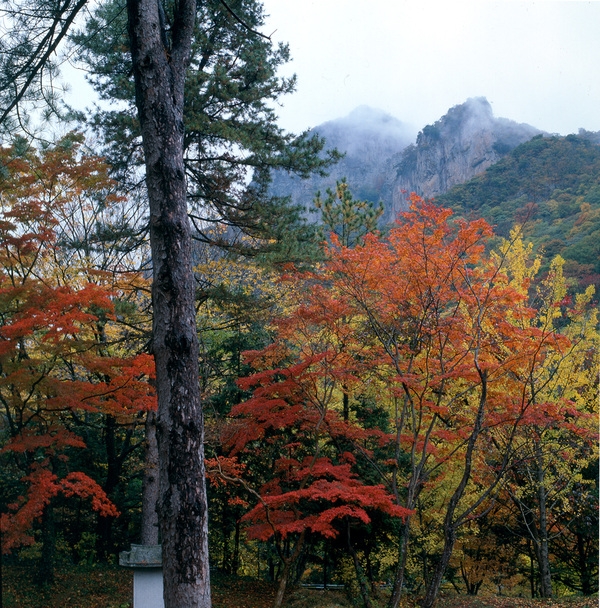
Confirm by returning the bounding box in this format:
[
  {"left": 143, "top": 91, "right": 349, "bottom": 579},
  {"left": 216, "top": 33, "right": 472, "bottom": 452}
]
[{"left": 120, "top": 544, "right": 164, "bottom": 608}]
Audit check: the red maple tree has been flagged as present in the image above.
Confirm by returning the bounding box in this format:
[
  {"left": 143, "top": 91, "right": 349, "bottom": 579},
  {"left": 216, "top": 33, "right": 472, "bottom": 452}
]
[{"left": 0, "top": 135, "right": 155, "bottom": 580}]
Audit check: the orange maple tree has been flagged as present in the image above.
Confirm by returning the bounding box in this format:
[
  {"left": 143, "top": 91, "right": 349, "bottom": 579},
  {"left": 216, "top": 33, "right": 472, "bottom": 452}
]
[
  {"left": 217, "top": 196, "right": 593, "bottom": 608},
  {"left": 322, "top": 198, "right": 593, "bottom": 608}
]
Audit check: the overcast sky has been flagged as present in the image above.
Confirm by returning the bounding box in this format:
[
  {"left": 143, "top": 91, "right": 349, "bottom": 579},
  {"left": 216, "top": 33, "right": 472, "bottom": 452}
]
[{"left": 259, "top": 0, "right": 600, "bottom": 136}]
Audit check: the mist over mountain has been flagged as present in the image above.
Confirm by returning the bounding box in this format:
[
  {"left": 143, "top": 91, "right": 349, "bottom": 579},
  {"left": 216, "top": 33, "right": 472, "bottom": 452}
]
[
  {"left": 270, "top": 106, "right": 415, "bottom": 220},
  {"left": 271, "top": 97, "right": 541, "bottom": 223}
]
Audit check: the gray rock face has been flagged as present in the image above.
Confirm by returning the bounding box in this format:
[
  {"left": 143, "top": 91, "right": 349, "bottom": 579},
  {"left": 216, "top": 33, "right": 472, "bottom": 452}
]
[
  {"left": 389, "top": 98, "right": 541, "bottom": 220},
  {"left": 270, "top": 98, "right": 541, "bottom": 224}
]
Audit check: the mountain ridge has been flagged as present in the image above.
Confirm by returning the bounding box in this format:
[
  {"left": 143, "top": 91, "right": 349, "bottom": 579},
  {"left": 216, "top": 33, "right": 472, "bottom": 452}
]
[
  {"left": 270, "top": 97, "right": 542, "bottom": 222},
  {"left": 269, "top": 98, "right": 600, "bottom": 290},
  {"left": 388, "top": 97, "right": 542, "bottom": 220}
]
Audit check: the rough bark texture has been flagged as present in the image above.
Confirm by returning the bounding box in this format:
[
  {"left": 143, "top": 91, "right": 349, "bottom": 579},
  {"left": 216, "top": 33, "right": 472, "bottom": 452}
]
[
  {"left": 126, "top": 1, "right": 210, "bottom": 606},
  {"left": 141, "top": 409, "right": 160, "bottom": 545}
]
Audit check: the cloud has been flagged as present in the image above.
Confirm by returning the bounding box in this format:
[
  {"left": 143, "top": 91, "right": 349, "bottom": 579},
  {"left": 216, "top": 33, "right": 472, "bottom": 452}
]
[{"left": 263, "top": 0, "right": 600, "bottom": 135}]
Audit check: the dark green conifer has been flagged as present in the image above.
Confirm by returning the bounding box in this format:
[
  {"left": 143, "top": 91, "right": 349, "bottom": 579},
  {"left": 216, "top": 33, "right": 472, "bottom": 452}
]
[
  {"left": 71, "top": 0, "right": 340, "bottom": 251},
  {"left": 314, "top": 178, "right": 384, "bottom": 248}
]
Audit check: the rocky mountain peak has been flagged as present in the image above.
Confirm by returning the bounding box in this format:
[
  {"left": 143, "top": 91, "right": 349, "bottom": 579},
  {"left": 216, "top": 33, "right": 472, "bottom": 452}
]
[
  {"left": 390, "top": 97, "right": 541, "bottom": 219},
  {"left": 269, "top": 99, "right": 541, "bottom": 224}
]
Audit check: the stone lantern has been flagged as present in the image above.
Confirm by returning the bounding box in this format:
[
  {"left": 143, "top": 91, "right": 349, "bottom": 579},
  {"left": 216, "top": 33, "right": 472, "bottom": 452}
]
[{"left": 119, "top": 544, "right": 164, "bottom": 608}]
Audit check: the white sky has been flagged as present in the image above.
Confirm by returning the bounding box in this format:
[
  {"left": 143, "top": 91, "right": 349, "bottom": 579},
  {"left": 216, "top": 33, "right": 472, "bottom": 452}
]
[{"left": 260, "top": 0, "right": 600, "bottom": 136}]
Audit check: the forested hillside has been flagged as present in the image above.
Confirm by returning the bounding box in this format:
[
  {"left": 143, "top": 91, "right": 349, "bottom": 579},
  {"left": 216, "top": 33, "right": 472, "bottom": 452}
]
[
  {"left": 389, "top": 97, "right": 541, "bottom": 216},
  {"left": 437, "top": 132, "right": 600, "bottom": 289}
]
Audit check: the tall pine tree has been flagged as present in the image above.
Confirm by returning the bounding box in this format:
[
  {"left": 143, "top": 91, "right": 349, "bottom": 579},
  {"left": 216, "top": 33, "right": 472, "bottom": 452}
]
[{"left": 71, "top": 0, "right": 338, "bottom": 251}]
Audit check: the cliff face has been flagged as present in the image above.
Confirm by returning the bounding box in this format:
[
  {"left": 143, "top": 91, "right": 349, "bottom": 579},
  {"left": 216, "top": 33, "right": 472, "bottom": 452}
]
[
  {"left": 269, "top": 98, "right": 541, "bottom": 223},
  {"left": 389, "top": 98, "right": 540, "bottom": 220}
]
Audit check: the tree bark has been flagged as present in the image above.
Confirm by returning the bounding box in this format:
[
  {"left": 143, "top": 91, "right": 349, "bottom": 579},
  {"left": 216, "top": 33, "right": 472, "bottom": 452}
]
[
  {"left": 141, "top": 409, "right": 159, "bottom": 545},
  {"left": 272, "top": 532, "right": 305, "bottom": 608},
  {"left": 126, "top": 1, "right": 210, "bottom": 606}
]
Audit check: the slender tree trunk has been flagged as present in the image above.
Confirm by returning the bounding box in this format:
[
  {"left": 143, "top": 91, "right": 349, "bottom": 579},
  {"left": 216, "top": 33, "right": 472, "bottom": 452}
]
[
  {"left": 96, "top": 414, "right": 124, "bottom": 560},
  {"left": 576, "top": 533, "right": 593, "bottom": 596},
  {"left": 272, "top": 564, "right": 290, "bottom": 608},
  {"left": 323, "top": 542, "right": 328, "bottom": 589},
  {"left": 527, "top": 539, "right": 537, "bottom": 598},
  {"left": 461, "top": 561, "right": 483, "bottom": 595},
  {"left": 420, "top": 372, "right": 488, "bottom": 608},
  {"left": 387, "top": 508, "right": 412, "bottom": 608},
  {"left": 232, "top": 519, "right": 241, "bottom": 575},
  {"left": 38, "top": 502, "right": 56, "bottom": 586},
  {"left": 126, "top": 1, "right": 210, "bottom": 606},
  {"left": 421, "top": 525, "right": 456, "bottom": 608},
  {"left": 272, "top": 532, "right": 305, "bottom": 608},
  {"left": 388, "top": 391, "right": 424, "bottom": 608},
  {"left": 365, "top": 547, "right": 379, "bottom": 598},
  {"left": 141, "top": 409, "right": 159, "bottom": 545},
  {"left": 342, "top": 386, "right": 349, "bottom": 421},
  {"left": 347, "top": 523, "right": 373, "bottom": 608},
  {"left": 535, "top": 441, "right": 552, "bottom": 598}
]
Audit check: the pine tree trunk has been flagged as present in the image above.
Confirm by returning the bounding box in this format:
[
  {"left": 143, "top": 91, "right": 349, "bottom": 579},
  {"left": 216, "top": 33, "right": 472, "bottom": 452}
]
[
  {"left": 141, "top": 409, "right": 159, "bottom": 545},
  {"left": 126, "top": 1, "right": 210, "bottom": 606}
]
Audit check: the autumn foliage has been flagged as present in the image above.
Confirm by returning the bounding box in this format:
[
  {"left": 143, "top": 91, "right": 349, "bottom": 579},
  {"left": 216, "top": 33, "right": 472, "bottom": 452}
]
[
  {"left": 0, "top": 134, "right": 596, "bottom": 606},
  {"left": 210, "top": 195, "right": 598, "bottom": 607},
  {"left": 0, "top": 135, "right": 155, "bottom": 565}
]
